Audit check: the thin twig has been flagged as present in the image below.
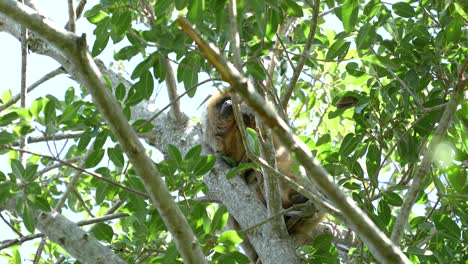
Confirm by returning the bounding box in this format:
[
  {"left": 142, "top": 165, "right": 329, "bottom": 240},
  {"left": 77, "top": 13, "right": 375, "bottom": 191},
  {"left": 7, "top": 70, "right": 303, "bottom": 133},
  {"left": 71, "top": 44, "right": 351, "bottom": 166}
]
[
  {"left": 33, "top": 238, "right": 46, "bottom": 264},
  {"left": 35, "top": 157, "right": 82, "bottom": 177},
  {"left": 73, "top": 189, "right": 95, "bottom": 217},
  {"left": 165, "top": 57, "right": 183, "bottom": 123},
  {"left": 76, "top": 212, "right": 129, "bottom": 226},
  {"left": 67, "top": 0, "right": 76, "bottom": 32},
  {"left": 418, "top": 0, "right": 442, "bottom": 28},
  {"left": 19, "top": 1, "right": 28, "bottom": 165},
  {"left": 0, "top": 233, "right": 44, "bottom": 250},
  {"left": 280, "top": 0, "right": 320, "bottom": 108},
  {"left": 0, "top": 213, "right": 23, "bottom": 237}
]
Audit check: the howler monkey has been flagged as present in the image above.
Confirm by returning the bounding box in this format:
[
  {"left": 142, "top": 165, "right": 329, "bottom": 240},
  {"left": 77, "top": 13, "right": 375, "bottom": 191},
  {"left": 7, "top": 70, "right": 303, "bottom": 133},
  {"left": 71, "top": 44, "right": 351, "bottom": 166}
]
[{"left": 203, "top": 89, "right": 324, "bottom": 250}]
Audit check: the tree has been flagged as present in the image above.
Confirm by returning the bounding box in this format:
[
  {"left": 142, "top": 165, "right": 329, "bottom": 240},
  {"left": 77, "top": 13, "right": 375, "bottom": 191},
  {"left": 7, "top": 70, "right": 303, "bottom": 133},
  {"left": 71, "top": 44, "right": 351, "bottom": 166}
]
[{"left": 0, "top": 0, "right": 466, "bottom": 263}]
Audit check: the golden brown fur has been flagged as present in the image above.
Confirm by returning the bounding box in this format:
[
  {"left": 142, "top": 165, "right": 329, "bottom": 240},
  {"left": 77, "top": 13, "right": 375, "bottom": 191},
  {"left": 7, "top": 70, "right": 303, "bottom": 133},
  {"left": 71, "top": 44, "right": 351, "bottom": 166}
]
[{"left": 203, "top": 89, "right": 324, "bottom": 252}]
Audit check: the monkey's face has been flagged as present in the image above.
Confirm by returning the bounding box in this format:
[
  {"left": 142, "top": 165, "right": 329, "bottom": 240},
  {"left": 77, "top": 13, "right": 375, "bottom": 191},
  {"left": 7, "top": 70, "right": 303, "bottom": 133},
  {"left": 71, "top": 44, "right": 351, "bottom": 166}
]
[
  {"left": 206, "top": 91, "right": 256, "bottom": 163},
  {"left": 214, "top": 96, "right": 256, "bottom": 128}
]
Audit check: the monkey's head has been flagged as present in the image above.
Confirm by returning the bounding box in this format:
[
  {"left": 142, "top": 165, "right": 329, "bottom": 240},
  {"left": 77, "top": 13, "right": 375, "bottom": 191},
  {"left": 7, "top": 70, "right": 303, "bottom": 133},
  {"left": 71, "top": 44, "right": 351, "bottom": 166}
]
[{"left": 203, "top": 89, "right": 256, "bottom": 163}]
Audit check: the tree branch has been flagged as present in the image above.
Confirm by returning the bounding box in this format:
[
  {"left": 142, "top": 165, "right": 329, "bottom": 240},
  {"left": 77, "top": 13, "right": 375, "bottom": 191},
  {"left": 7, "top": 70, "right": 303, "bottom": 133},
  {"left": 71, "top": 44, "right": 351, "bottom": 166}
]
[
  {"left": 204, "top": 161, "right": 300, "bottom": 263},
  {"left": 280, "top": 0, "right": 321, "bottom": 109},
  {"left": 2, "top": 198, "right": 126, "bottom": 264},
  {"left": 165, "top": 57, "right": 186, "bottom": 124},
  {"left": 67, "top": 0, "right": 76, "bottom": 32}
]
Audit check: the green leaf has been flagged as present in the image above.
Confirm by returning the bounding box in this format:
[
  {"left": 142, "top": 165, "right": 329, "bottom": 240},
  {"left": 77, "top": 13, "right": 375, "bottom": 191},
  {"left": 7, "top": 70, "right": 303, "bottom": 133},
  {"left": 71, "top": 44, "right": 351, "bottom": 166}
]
[
  {"left": 349, "top": 159, "right": 364, "bottom": 178},
  {"left": 110, "top": 10, "right": 132, "bottom": 43},
  {"left": 125, "top": 86, "right": 145, "bottom": 106},
  {"left": 11, "top": 159, "right": 24, "bottom": 179},
  {"left": 0, "top": 182, "right": 13, "bottom": 205},
  {"left": 1, "top": 89, "right": 12, "bottom": 105},
  {"left": 11, "top": 249, "right": 21, "bottom": 264},
  {"left": 64, "top": 87, "right": 75, "bottom": 104},
  {"left": 211, "top": 206, "right": 228, "bottom": 232},
  {"left": 377, "top": 199, "right": 391, "bottom": 226},
  {"left": 326, "top": 40, "right": 350, "bottom": 61},
  {"left": 153, "top": 53, "right": 167, "bottom": 81},
  {"left": 246, "top": 61, "right": 267, "bottom": 80},
  {"left": 44, "top": 99, "right": 56, "bottom": 124},
  {"left": 356, "top": 23, "right": 376, "bottom": 49},
  {"left": 246, "top": 128, "right": 260, "bottom": 156},
  {"left": 114, "top": 46, "right": 140, "bottom": 61},
  {"left": 392, "top": 2, "right": 416, "bottom": 18},
  {"left": 115, "top": 83, "right": 126, "bottom": 101},
  {"left": 135, "top": 71, "right": 154, "bottom": 100},
  {"left": 154, "top": 0, "right": 174, "bottom": 17},
  {"left": 361, "top": 54, "right": 398, "bottom": 70},
  {"left": 342, "top": 0, "right": 359, "bottom": 32},
  {"left": 447, "top": 165, "right": 466, "bottom": 194},
  {"left": 434, "top": 214, "right": 460, "bottom": 241},
  {"left": 453, "top": 3, "right": 468, "bottom": 20},
  {"left": 177, "top": 54, "right": 200, "bottom": 95},
  {"left": 84, "top": 149, "right": 105, "bottom": 168},
  {"left": 95, "top": 178, "right": 113, "bottom": 205},
  {"left": 157, "top": 160, "right": 177, "bottom": 177},
  {"left": 219, "top": 230, "right": 243, "bottom": 244},
  {"left": 282, "top": 0, "right": 303, "bottom": 17},
  {"left": 91, "top": 223, "right": 114, "bottom": 243},
  {"left": 29, "top": 196, "right": 51, "bottom": 212},
  {"left": 340, "top": 133, "right": 361, "bottom": 156},
  {"left": 185, "top": 145, "right": 202, "bottom": 160},
  {"left": 93, "top": 130, "right": 109, "bottom": 150},
  {"left": 23, "top": 204, "right": 36, "bottom": 233},
  {"left": 445, "top": 16, "right": 463, "bottom": 42},
  {"left": 366, "top": 144, "right": 380, "bottom": 183},
  {"left": 175, "top": 0, "right": 187, "bottom": 10},
  {"left": 226, "top": 163, "right": 257, "bottom": 180},
  {"left": 30, "top": 98, "right": 45, "bottom": 119},
  {"left": 77, "top": 130, "right": 93, "bottom": 151},
  {"left": 193, "top": 155, "right": 216, "bottom": 176},
  {"left": 60, "top": 102, "right": 82, "bottom": 122},
  {"left": 85, "top": 5, "right": 109, "bottom": 24},
  {"left": 363, "top": 0, "right": 383, "bottom": 21},
  {"left": 316, "top": 134, "right": 331, "bottom": 146},
  {"left": 108, "top": 147, "right": 125, "bottom": 167},
  {"left": 217, "top": 251, "right": 250, "bottom": 263},
  {"left": 24, "top": 164, "right": 38, "bottom": 181},
  {"left": 247, "top": 0, "right": 265, "bottom": 15},
  {"left": 91, "top": 18, "right": 111, "bottom": 56},
  {"left": 266, "top": 7, "right": 280, "bottom": 40},
  {"left": 131, "top": 55, "right": 157, "bottom": 79},
  {"left": 187, "top": 0, "right": 205, "bottom": 24},
  {"left": 167, "top": 144, "right": 183, "bottom": 166},
  {"left": 0, "top": 131, "right": 17, "bottom": 144},
  {"left": 383, "top": 191, "right": 403, "bottom": 206},
  {"left": 0, "top": 112, "right": 19, "bottom": 126}
]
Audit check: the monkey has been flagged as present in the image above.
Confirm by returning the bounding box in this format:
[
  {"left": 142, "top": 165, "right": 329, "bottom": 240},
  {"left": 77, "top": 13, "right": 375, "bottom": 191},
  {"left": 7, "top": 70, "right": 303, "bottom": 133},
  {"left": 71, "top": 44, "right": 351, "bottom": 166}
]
[{"left": 203, "top": 88, "right": 325, "bottom": 258}]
